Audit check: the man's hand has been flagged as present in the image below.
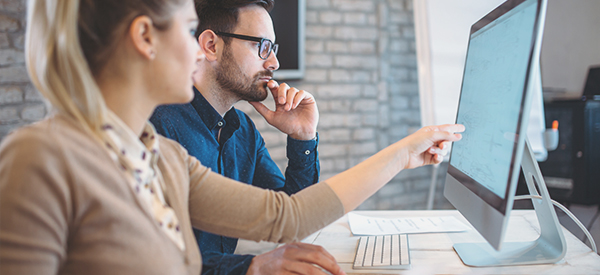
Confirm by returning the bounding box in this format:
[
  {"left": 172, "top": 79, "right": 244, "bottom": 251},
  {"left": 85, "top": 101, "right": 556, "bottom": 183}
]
[
  {"left": 249, "top": 80, "right": 318, "bottom": 140},
  {"left": 246, "top": 243, "right": 345, "bottom": 275}
]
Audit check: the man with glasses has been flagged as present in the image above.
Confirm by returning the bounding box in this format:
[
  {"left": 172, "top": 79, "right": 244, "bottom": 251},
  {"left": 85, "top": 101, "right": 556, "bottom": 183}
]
[{"left": 150, "top": 0, "right": 333, "bottom": 274}]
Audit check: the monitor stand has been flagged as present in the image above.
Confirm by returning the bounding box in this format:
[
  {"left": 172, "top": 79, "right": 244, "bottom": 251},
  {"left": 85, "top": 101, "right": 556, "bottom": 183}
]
[{"left": 453, "top": 140, "right": 567, "bottom": 266}]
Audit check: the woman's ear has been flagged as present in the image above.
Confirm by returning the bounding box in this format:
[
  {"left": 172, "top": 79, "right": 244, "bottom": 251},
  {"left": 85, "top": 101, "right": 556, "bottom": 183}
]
[
  {"left": 129, "top": 15, "right": 156, "bottom": 60},
  {"left": 198, "top": 30, "right": 219, "bottom": 62}
]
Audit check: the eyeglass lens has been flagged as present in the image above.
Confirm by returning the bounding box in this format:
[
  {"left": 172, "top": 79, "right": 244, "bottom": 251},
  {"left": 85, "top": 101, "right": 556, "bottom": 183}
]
[{"left": 259, "top": 40, "right": 278, "bottom": 59}]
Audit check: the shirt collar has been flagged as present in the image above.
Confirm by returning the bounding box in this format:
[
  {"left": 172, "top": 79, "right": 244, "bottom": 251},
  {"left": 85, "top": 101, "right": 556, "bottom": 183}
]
[{"left": 190, "top": 87, "right": 241, "bottom": 131}]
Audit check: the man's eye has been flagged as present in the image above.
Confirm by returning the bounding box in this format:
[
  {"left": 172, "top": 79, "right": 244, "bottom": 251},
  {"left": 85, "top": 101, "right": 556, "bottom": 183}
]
[{"left": 190, "top": 29, "right": 197, "bottom": 37}]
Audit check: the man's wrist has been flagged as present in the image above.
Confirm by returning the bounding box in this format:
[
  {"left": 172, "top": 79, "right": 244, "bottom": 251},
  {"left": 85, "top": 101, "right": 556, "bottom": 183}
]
[{"left": 288, "top": 132, "right": 317, "bottom": 141}]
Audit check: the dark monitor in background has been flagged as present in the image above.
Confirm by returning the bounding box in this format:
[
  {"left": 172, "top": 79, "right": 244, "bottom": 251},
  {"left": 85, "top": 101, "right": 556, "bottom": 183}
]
[
  {"left": 270, "top": 0, "right": 305, "bottom": 80},
  {"left": 583, "top": 66, "right": 600, "bottom": 99},
  {"left": 443, "top": 0, "right": 566, "bottom": 266}
]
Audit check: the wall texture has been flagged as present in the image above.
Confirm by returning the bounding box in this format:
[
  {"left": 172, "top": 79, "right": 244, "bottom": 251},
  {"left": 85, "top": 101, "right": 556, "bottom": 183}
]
[{"left": 0, "top": 0, "right": 452, "bottom": 210}]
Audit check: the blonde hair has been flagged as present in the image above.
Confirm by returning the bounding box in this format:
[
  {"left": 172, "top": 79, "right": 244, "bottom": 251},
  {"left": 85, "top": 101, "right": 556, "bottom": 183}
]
[
  {"left": 26, "top": 0, "right": 105, "bottom": 135},
  {"left": 25, "top": 0, "right": 186, "bottom": 136}
]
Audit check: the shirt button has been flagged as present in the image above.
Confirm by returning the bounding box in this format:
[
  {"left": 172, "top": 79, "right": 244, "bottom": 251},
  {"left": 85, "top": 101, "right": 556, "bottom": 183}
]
[
  {"left": 304, "top": 150, "right": 311, "bottom": 155},
  {"left": 217, "top": 121, "right": 224, "bottom": 127}
]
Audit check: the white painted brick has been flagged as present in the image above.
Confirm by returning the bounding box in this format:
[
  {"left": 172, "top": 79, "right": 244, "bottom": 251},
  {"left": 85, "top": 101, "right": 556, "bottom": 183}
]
[
  {"left": 21, "top": 103, "right": 45, "bottom": 120},
  {"left": 319, "top": 159, "right": 336, "bottom": 172},
  {"left": 352, "top": 99, "right": 378, "bottom": 112},
  {"left": 391, "top": 95, "right": 409, "bottom": 109},
  {"left": 368, "top": 15, "right": 377, "bottom": 26},
  {"left": 361, "top": 113, "right": 379, "bottom": 127},
  {"left": 318, "top": 143, "right": 348, "bottom": 157},
  {"left": 0, "top": 66, "right": 29, "bottom": 83},
  {"left": 390, "top": 11, "right": 412, "bottom": 24},
  {"left": 376, "top": 82, "right": 388, "bottom": 100},
  {"left": 334, "top": 55, "right": 378, "bottom": 69},
  {"left": 306, "top": 11, "right": 319, "bottom": 24},
  {"left": 377, "top": 3, "right": 388, "bottom": 28},
  {"left": 334, "top": 158, "right": 348, "bottom": 170},
  {"left": 320, "top": 128, "right": 352, "bottom": 142},
  {"left": 327, "top": 99, "right": 353, "bottom": 112},
  {"left": 362, "top": 85, "right": 378, "bottom": 98},
  {"left": 349, "top": 41, "right": 375, "bottom": 54},
  {"left": 0, "top": 15, "right": 19, "bottom": 32},
  {"left": 349, "top": 142, "right": 377, "bottom": 156},
  {"left": 352, "top": 128, "right": 375, "bottom": 141},
  {"left": 390, "top": 39, "right": 410, "bottom": 53},
  {"left": 261, "top": 131, "right": 286, "bottom": 147},
  {"left": 319, "top": 113, "right": 350, "bottom": 128},
  {"left": 306, "top": 25, "right": 333, "bottom": 39},
  {"left": 307, "top": 0, "right": 331, "bottom": 9},
  {"left": 319, "top": 11, "right": 342, "bottom": 24},
  {"left": 343, "top": 13, "right": 367, "bottom": 25},
  {"left": 0, "top": 106, "right": 18, "bottom": 123},
  {"left": 316, "top": 84, "right": 361, "bottom": 99},
  {"left": 334, "top": 26, "right": 378, "bottom": 41},
  {"left": 0, "top": 0, "right": 26, "bottom": 13},
  {"left": 0, "top": 33, "right": 9, "bottom": 48},
  {"left": 305, "top": 39, "right": 324, "bottom": 53},
  {"left": 329, "top": 69, "right": 351, "bottom": 82},
  {"left": 390, "top": 67, "right": 409, "bottom": 81},
  {"left": 11, "top": 32, "right": 24, "bottom": 50},
  {"left": 352, "top": 71, "right": 371, "bottom": 82},
  {"left": 389, "top": 1, "right": 405, "bottom": 11},
  {"left": 325, "top": 41, "right": 349, "bottom": 53},
  {"left": 378, "top": 182, "right": 406, "bottom": 198},
  {"left": 267, "top": 146, "right": 286, "bottom": 161},
  {"left": 402, "top": 26, "right": 415, "bottom": 39},
  {"left": 378, "top": 104, "right": 390, "bottom": 128},
  {"left": 332, "top": 0, "right": 375, "bottom": 12},
  {"left": 304, "top": 69, "right": 328, "bottom": 82},
  {"left": 0, "top": 86, "right": 22, "bottom": 104},
  {"left": 306, "top": 54, "right": 333, "bottom": 68},
  {"left": 0, "top": 49, "right": 24, "bottom": 65}
]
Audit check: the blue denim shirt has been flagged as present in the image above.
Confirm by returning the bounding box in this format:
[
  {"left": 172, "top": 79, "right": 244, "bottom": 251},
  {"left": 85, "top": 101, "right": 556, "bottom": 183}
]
[{"left": 150, "top": 88, "right": 319, "bottom": 275}]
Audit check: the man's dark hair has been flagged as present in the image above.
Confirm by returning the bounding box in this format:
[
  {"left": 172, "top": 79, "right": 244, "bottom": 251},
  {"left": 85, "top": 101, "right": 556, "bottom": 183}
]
[{"left": 194, "top": 0, "right": 275, "bottom": 40}]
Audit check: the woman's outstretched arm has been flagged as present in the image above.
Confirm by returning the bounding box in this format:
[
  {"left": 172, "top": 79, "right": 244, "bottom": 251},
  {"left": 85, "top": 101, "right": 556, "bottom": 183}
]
[{"left": 326, "top": 124, "right": 464, "bottom": 212}]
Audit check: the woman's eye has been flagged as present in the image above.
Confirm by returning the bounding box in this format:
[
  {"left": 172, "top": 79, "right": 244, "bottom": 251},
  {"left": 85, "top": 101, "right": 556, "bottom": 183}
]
[{"left": 190, "top": 29, "right": 197, "bottom": 37}]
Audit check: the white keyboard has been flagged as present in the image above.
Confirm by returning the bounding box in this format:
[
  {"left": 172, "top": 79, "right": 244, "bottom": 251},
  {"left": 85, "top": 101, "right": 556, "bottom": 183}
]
[{"left": 352, "top": 234, "right": 411, "bottom": 270}]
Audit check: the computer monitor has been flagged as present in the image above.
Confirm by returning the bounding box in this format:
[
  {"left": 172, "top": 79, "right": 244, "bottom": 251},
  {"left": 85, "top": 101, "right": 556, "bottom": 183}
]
[{"left": 443, "top": 0, "right": 566, "bottom": 267}]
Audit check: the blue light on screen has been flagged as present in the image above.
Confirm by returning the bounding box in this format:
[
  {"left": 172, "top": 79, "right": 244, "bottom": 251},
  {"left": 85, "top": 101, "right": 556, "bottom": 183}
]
[{"left": 449, "top": 1, "right": 538, "bottom": 199}]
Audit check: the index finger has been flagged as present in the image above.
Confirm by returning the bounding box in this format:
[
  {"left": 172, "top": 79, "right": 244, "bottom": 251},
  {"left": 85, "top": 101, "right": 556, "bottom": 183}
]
[{"left": 433, "top": 124, "right": 465, "bottom": 134}]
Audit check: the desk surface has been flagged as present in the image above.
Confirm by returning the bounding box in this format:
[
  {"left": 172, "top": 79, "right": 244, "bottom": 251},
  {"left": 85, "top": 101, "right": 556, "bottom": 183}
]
[{"left": 236, "top": 210, "right": 600, "bottom": 274}]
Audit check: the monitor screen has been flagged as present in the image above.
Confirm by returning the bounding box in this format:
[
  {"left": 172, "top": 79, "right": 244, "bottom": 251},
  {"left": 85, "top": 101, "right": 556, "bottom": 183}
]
[
  {"left": 444, "top": 0, "right": 545, "bottom": 250},
  {"left": 448, "top": 0, "right": 539, "bottom": 214}
]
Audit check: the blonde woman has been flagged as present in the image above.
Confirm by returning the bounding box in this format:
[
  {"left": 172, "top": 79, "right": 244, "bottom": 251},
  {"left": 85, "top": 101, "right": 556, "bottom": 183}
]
[{"left": 0, "top": 0, "right": 464, "bottom": 274}]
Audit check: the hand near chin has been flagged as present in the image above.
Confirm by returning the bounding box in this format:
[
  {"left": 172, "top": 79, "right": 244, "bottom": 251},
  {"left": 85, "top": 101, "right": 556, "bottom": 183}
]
[
  {"left": 249, "top": 80, "right": 318, "bottom": 141},
  {"left": 246, "top": 243, "right": 346, "bottom": 275},
  {"left": 399, "top": 124, "right": 465, "bottom": 169}
]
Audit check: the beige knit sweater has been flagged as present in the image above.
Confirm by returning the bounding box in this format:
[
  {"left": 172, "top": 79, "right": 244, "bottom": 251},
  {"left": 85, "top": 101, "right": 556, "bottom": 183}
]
[{"left": 0, "top": 114, "right": 344, "bottom": 275}]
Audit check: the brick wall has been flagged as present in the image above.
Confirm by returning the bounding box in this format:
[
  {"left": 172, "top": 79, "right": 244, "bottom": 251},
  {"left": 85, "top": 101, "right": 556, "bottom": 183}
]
[
  {"left": 0, "top": 0, "right": 47, "bottom": 137},
  {"left": 0, "top": 0, "right": 452, "bottom": 210}
]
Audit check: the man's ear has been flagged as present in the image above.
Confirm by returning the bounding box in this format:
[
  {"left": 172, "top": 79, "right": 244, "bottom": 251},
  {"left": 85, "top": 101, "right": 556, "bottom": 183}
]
[
  {"left": 198, "top": 30, "right": 220, "bottom": 62},
  {"left": 129, "top": 15, "right": 156, "bottom": 60}
]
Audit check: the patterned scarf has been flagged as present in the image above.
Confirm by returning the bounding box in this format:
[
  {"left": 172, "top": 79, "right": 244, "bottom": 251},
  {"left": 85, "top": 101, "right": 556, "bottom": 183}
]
[{"left": 101, "top": 111, "right": 185, "bottom": 251}]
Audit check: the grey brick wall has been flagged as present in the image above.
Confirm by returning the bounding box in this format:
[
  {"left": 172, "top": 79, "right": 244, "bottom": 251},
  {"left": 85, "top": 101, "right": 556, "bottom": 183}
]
[
  {"left": 0, "top": 0, "right": 453, "bottom": 210},
  {"left": 0, "top": 0, "right": 47, "bottom": 137}
]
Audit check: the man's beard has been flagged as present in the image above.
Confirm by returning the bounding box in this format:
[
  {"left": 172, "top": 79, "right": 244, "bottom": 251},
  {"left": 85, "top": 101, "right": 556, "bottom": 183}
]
[{"left": 215, "top": 45, "right": 272, "bottom": 102}]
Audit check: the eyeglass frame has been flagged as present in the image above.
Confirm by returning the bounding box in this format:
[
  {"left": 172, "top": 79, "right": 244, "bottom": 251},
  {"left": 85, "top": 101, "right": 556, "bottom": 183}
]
[{"left": 215, "top": 32, "right": 279, "bottom": 60}]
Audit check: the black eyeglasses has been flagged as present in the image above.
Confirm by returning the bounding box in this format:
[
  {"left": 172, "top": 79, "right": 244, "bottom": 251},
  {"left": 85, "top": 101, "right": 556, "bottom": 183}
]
[{"left": 216, "top": 32, "right": 279, "bottom": 60}]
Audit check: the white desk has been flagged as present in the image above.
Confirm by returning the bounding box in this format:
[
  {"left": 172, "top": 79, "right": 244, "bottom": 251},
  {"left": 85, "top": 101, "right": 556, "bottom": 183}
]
[{"left": 236, "top": 210, "right": 600, "bottom": 274}]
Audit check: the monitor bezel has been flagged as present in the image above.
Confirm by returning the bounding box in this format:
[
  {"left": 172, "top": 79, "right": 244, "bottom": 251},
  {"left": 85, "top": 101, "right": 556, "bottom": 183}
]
[{"left": 447, "top": 0, "right": 544, "bottom": 215}]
